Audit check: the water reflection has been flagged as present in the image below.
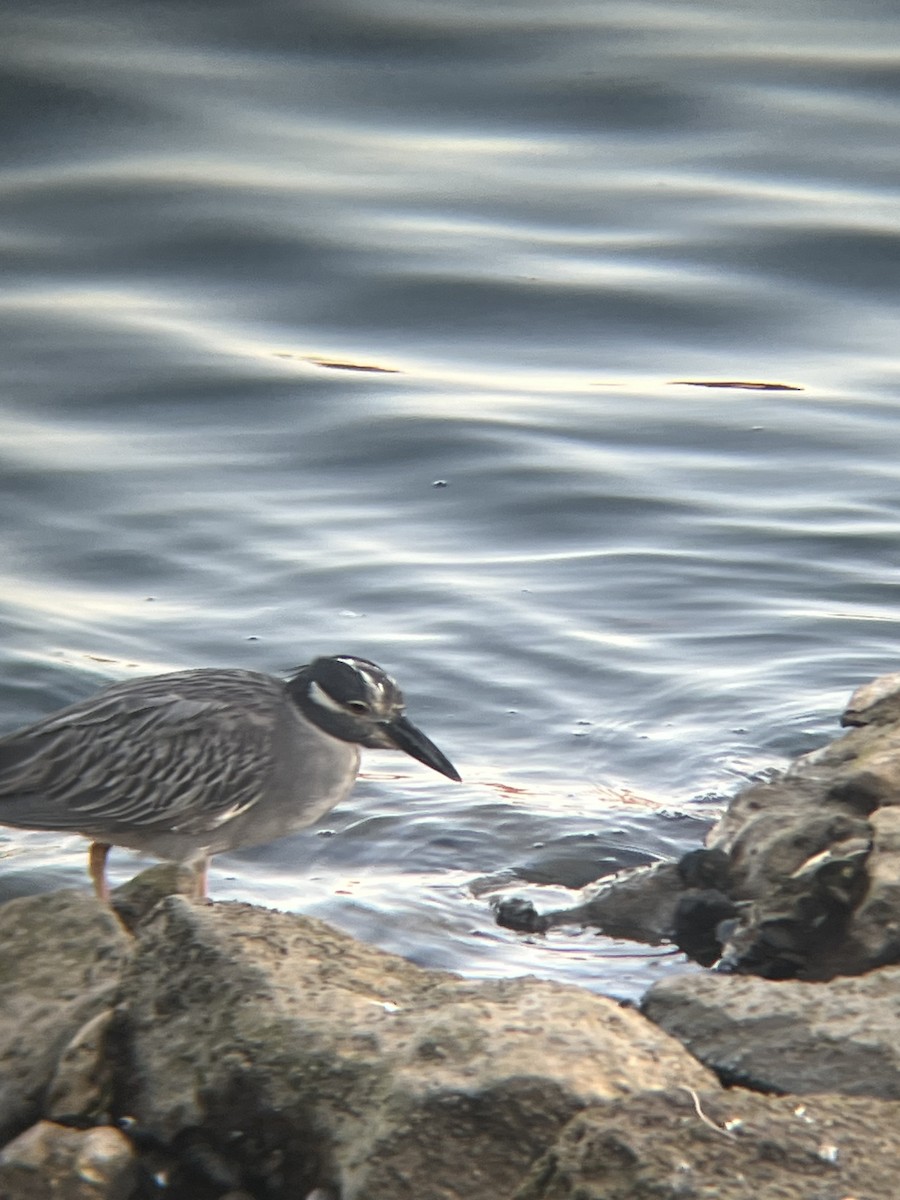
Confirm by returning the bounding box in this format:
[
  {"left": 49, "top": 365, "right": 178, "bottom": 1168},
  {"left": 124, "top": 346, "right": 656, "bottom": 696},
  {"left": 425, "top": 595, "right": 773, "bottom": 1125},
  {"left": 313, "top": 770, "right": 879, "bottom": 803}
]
[{"left": 2, "top": 0, "right": 900, "bottom": 998}]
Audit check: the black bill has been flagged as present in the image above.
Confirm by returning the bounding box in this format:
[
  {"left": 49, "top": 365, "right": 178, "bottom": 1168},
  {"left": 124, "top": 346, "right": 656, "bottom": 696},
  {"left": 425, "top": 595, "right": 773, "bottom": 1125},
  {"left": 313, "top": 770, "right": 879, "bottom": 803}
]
[{"left": 383, "top": 714, "right": 461, "bottom": 782}]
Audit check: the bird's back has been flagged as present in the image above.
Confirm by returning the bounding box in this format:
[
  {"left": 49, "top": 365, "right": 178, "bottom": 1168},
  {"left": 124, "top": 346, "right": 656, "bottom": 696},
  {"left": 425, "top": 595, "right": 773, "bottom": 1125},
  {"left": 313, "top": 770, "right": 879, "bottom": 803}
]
[{"left": 0, "top": 669, "right": 294, "bottom": 849}]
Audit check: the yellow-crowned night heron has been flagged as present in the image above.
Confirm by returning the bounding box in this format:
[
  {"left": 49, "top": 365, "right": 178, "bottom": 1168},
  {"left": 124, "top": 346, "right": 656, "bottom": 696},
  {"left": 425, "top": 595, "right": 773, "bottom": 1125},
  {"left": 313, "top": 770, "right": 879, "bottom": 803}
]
[{"left": 0, "top": 655, "right": 460, "bottom": 899}]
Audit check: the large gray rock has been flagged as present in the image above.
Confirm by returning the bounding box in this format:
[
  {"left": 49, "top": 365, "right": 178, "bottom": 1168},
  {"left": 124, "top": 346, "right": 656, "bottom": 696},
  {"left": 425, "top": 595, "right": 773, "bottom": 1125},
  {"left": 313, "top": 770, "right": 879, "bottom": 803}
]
[
  {"left": 119, "top": 895, "right": 715, "bottom": 1200},
  {"left": 642, "top": 964, "right": 900, "bottom": 1097},
  {"left": 0, "top": 892, "right": 131, "bottom": 1145}
]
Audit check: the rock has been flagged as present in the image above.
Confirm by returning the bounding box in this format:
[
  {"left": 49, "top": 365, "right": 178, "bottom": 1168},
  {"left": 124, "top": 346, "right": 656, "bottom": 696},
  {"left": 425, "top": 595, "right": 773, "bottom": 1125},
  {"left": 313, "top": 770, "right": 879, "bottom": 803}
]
[
  {"left": 701, "top": 692, "right": 900, "bottom": 976},
  {"left": 512, "top": 1088, "right": 900, "bottom": 1200},
  {"left": 493, "top": 671, "right": 900, "bottom": 980},
  {"left": 706, "top": 778, "right": 871, "bottom": 896},
  {"left": 0, "top": 892, "right": 132, "bottom": 1145},
  {"left": 110, "top": 862, "right": 197, "bottom": 932},
  {"left": 842, "top": 671, "right": 900, "bottom": 726},
  {"left": 669, "top": 889, "right": 739, "bottom": 966},
  {"left": 45, "top": 1010, "right": 117, "bottom": 1126},
  {"left": 494, "top": 895, "right": 552, "bottom": 933},
  {"left": 641, "top": 964, "right": 900, "bottom": 1097},
  {"left": 5, "top": 863, "right": 900, "bottom": 1198},
  {"left": 0, "top": 1120, "right": 135, "bottom": 1200},
  {"left": 496, "top": 863, "right": 689, "bottom": 945},
  {"left": 843, "top": 805, "right": 900, "bottom": 966},
  {"left": 118, "top": 895, "right": 715, "bottom": 1200}
]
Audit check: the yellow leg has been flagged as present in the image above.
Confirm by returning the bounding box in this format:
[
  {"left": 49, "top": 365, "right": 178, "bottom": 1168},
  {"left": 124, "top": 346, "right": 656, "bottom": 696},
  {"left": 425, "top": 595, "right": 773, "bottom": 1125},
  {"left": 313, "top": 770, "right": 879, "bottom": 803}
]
[
  {"left": 193, "top": 856, "right": 209, "bottom": 901},
  {"left": 88, "top": 842, "right": 111, "bottom": 902}
]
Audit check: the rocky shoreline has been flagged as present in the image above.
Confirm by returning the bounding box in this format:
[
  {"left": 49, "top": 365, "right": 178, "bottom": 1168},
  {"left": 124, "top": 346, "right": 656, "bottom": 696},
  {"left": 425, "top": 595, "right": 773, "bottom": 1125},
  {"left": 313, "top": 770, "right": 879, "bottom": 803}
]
[{"left": 5, "top": 673, "right": 900, "bottom": 1198}]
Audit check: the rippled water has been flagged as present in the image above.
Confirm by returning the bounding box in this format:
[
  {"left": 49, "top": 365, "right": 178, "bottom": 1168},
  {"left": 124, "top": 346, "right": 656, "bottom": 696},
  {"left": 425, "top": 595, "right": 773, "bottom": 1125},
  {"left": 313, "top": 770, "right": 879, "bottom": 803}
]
[{"left": 2, "top": 0, "right": 900, "bottom": 999}]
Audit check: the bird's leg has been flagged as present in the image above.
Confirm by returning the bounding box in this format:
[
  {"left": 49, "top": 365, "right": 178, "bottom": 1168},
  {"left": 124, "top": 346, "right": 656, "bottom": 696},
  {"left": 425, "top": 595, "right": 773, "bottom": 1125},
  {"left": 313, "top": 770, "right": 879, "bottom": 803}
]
[
  {"left": 88, "top": 842, "right": 111, "bottom": 902},
  {"left": 192, "top": 855, "right": 209, "bottom": 902}
]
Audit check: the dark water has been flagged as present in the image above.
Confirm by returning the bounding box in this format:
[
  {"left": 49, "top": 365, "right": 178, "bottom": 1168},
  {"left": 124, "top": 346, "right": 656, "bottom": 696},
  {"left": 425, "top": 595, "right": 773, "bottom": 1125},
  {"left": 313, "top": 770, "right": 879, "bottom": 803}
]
[{"left": 2, "top": 0, "right": 900, "bottom": 999}]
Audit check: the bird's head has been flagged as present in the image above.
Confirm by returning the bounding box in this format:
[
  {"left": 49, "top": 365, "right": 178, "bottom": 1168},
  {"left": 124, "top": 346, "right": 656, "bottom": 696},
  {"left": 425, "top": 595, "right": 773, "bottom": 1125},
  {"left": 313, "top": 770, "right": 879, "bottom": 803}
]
[{"left": 287, "top": 655, "right": 461, "bottom": 781}]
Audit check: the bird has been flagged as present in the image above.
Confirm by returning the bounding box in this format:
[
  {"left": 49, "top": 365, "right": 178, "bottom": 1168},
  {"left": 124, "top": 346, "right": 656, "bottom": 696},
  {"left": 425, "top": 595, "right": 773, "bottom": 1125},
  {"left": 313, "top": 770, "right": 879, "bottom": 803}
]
[{"left": 0, "top": 655, "right": 460, "bottom": 901}]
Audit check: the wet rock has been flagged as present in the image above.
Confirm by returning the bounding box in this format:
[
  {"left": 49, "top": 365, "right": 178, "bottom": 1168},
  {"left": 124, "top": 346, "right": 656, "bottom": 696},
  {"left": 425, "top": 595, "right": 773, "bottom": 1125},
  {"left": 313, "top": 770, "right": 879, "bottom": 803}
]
[
  {"left": 694, "top": 774, "right": 873, "bottom": 923},
  {"left": 496, "top": 863, "right": 688, "bottom": 945},
  {"left": 0, "top": 891, "right": 132, "bottom": 1145},
  {"left": 512, "top": 1088, "right": 900, "bottom": 1200},
  {"left": 675, "top": 846, "right": 732, "bottom": 891},
  {"left": 669, "top": 889, "right": 739, "bottom": 967},
  {"left": 699, "top": 689, "right": 900, "bottom": 976},
  {"left": 709, "top": 814, "right": 872, "bottom": 979},
  {"left": 496, "top": 671, "right": 900, "bottom": 981},
  {"left": 0, "top": 1120, "right": 136, "bottom": 1200},
  {"left": 119, "top": 895, "right": 714, "bottom": 1200},
  {"left": 642, "top": 963, "right": 900, "bottom": 1097},
  {"left": 494, "top": 896, "right": 552, "bottom": 933}
]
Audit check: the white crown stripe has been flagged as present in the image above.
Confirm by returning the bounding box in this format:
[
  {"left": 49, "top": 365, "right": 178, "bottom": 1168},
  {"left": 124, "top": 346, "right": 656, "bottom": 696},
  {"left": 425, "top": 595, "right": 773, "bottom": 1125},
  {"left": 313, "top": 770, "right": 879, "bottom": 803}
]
[{"left": 331, "top": 658, "right": 389, "bottom": 703}]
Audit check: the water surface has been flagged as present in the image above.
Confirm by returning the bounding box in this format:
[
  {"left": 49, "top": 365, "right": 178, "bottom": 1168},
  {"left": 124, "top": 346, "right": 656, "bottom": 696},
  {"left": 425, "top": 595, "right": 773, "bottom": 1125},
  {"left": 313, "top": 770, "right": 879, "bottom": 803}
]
[{"left": 2, "top": 0, "right": 900, "bottom": 998}]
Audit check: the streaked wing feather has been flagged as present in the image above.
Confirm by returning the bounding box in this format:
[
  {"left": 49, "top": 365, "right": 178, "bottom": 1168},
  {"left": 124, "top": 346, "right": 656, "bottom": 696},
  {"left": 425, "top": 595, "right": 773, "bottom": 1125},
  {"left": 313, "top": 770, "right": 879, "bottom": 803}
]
[{"left": 0, "top": 671, "right": 279, "bottom": 836}]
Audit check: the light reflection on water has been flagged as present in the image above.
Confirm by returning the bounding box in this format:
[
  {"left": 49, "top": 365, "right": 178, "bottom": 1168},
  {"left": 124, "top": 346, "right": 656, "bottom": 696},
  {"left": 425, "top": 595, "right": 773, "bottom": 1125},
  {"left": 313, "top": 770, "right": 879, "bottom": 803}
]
[{"left": 1, "top": 0, "right": 900, "bottom": 999}]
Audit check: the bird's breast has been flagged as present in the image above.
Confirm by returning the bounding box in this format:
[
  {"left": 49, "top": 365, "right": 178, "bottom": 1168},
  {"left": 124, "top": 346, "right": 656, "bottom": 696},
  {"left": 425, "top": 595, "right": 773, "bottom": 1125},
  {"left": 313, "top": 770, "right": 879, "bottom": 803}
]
[{"left": 225, "top": 711, "right": 362, "bottom": 850}]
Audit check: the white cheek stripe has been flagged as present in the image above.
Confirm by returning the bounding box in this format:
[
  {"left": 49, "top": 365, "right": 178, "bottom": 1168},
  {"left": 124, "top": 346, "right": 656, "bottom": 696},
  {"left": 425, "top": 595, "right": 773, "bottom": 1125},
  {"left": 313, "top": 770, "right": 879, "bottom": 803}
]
[{"left": 308, "top": 680, "right": 348, "bottom": 714}]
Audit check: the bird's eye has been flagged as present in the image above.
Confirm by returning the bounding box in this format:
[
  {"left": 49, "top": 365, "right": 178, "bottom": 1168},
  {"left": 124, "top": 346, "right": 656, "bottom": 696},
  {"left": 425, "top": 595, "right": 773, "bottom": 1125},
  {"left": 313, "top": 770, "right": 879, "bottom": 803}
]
[{"left": 346, "top": 699, "right": 370, "bottom": 715}]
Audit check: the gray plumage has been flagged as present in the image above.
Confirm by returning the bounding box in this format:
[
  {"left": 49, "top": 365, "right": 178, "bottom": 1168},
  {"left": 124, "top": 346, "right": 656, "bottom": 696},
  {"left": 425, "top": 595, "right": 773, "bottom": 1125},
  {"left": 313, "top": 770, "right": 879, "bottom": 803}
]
[{"left": 0, "top": 655, "right": 460, "bottom": 899}]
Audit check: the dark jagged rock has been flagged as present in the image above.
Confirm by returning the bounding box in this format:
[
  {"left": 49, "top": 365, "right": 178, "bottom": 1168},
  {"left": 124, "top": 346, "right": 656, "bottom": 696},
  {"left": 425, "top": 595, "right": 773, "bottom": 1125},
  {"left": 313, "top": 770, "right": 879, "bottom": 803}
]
[
  {"left": 494, "top": 671, "right": 900, "bottom": 982},
  {"left": 494, "top": 895, "right": 552, "bottom": 933},
  {"left": 495, "top": 863, "right": 688, "bottom": 946},
  {"left": 669, "top": 889, "right": 739, "bottom": 967}
]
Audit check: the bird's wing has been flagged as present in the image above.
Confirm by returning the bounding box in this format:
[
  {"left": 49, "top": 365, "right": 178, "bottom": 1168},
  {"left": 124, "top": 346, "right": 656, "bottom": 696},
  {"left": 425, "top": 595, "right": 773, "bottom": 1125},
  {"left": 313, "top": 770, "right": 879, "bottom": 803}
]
[{"left": 0, "top": 671, "right": 279, "bottom": 836}]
